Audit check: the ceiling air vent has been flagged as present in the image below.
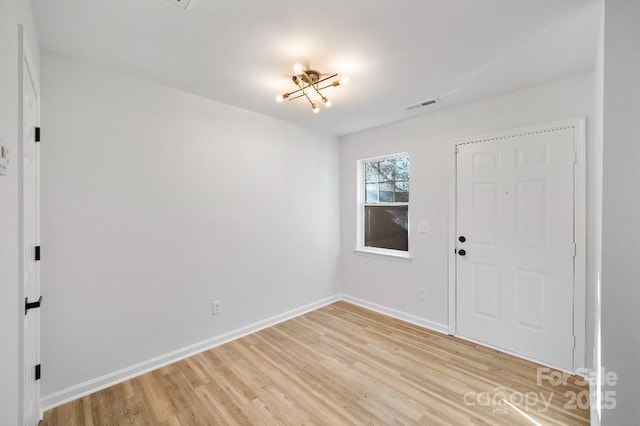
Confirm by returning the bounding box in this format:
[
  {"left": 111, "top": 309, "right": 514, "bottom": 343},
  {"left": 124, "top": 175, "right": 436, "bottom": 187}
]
[
  {"left": 163, "top": 0, "right": 191, "bottom": 10},
  {"left": 405, "top": 98, "right": 439, "bottom": 111}
]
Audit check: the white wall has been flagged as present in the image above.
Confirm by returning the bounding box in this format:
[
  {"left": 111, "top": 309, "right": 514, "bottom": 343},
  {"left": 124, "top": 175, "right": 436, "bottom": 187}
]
[
  {"left": 0, "top": 0, "right": 40, "bottom": 424},
  {"left": 39, "top": 52, "right": 340, "bottom": 403},
  {"left": 340, "top": 73, "right": 597, "bottom": 368},
  {"left": 601, "top": 0, "right": 640, "bottom": 423}
]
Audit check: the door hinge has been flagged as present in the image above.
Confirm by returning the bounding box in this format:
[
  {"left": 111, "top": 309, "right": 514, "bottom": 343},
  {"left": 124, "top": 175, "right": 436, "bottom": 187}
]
[
  {"left": 35, "top": 364, "right": 41, "bottom": 381},
  {"left": 35, "top": 127, "right": 41, "bottom": 143},
  {"left": 573, "top": 243, "right": 577, "bottom": 257},
  {"left": 35, "top": 245, "right": 41, "bottom": 261},
  {"left": 25, "top": 296, "right": 42, "bottom": 315},
  {"left": 572, "top": 334, "right": 576, "bottom": 349},
  {"left": 572, "top": 150, "right": 577, "bottom": 164}
]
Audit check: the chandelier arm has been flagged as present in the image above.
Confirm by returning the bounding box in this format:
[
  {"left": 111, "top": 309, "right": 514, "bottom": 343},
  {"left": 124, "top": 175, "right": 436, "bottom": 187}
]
[
  {"left": 311, "top": 73, "right": 338, "bottom": 86},
  {"left": 295, "top": 80, "right": 316, "bottom": 108},
  {"left": 312, "top": 80, "right": 325, "bottom": 99},
  {"left": 300, "top": 70, "right": 324, "bottom": 100},
  {"left": 283, "top": 86, "right": 304, "bottom": 98},
  {"left": 305, "top": 71, "right": 332, "bottom": 101},
  {"left": 282, "top": 74, "right": 340, "bottom": 99},
  {"left": 317, "top": 83, "right": 339, "bottom": 91},
  {"left": 287, "top": 93, "right": 308, "bottom": 101}
]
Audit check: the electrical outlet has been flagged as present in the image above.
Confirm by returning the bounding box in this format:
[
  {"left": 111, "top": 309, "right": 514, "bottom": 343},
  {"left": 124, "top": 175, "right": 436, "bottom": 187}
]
[
  {"left": 0, "top": 142, "right": 9, "bottom": 176},
  {"left": 417, "top": 288, "right": 426, "bottom": 300},
  {"left": 212, "top": 300, "right": 222, "bottom": 315},
  {"left": 163, "top": 0, "right": 191, "bottom": 10}
]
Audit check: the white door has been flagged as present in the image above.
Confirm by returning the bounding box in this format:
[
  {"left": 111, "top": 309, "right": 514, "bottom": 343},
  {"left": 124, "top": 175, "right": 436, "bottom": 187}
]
[
  {"left": 455, "top": 127, "right": 575, "bottom": 370},
  {"left": 21, "top": 36, "right": 41, "bottom": 426}
]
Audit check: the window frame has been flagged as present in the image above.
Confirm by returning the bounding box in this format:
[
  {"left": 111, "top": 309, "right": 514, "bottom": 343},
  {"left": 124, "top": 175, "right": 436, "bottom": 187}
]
[{"left": 355, "top": 153, "right": 411, "bottom": 260}]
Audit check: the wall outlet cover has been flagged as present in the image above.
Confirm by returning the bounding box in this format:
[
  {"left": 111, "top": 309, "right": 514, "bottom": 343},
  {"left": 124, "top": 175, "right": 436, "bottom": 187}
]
[
  {"left": 163, "top": 0, "right": 191, "bottom": 10},
  {"left": 0, "top": 142, "right": 9, "bottom": 176},
  {"left": 417, "top": 288, "right": 426, "bottom": 300}
]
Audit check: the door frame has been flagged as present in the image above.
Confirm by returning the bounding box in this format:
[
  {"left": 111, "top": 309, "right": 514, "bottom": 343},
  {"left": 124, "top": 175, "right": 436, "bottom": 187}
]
[
  {"left": 18, "top": 24, "right": 41, "bottom": 424},
  {"left": 447, "top": 118, "right": 586, "bottom": 373}
]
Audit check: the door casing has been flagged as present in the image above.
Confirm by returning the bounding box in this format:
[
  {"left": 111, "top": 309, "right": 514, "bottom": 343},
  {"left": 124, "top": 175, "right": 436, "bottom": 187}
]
[
  {"left": 447, "top": 118, "right": 586, "bottom": 374},
  {"left": 18, "top": 24, "right": 41, "bottom": 424}
]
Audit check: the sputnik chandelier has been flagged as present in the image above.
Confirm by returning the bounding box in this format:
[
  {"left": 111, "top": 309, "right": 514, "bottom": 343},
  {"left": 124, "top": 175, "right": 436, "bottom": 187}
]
[{"left": 275, "top": 63, "right": 350, "bottom": 113}]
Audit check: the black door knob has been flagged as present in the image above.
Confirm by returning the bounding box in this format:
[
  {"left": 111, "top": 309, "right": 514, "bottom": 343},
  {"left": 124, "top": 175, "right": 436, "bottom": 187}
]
[
  {"left": 458, "top": 249, "right": 466, "bottom": 256},
  {"left": 459, "top": 236, "right": 466, "bottom": 243}
]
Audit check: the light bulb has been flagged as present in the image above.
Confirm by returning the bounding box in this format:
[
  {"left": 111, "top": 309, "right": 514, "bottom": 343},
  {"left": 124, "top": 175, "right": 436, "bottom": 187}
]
[
  {"left": 340, "top": 76, "right": 350, "bottom": 85},
  {"left": 275, "top": 94, "right": 284, "bottom": 103},
  {"left": 322, "top": 97, "right": 332, "bottom": 107},
  {"left": 311, "top": 103, "right": 320, "bottom": 113},
  {"left": 293, "top": 63, "right": 303, "bottom": 75}
]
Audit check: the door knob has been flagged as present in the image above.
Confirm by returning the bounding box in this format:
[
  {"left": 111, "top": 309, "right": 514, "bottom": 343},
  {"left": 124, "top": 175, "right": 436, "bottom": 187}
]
[
  {"left": 459, "top": 236, "right": 466, "bottom": 243},
  {"left": 458, "top": 249, "right": 466, "bottom": 256}
]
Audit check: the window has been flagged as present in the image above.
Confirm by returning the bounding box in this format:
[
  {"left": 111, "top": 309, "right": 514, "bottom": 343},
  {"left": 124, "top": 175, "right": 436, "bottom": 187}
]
[{"left": 358, "top": 154, "right": 410, "bottom": 255}]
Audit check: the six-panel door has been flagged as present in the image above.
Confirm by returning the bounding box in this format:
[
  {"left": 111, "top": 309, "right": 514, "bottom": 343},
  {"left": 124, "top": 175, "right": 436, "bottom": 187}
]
[{"left": 456, "top": 128, "right": 575, "bottom": 370}]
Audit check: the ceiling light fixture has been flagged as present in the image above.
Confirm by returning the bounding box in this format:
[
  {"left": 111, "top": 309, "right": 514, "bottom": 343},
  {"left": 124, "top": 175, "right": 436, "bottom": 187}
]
[{"left": 275, "top": 63, "right": 349, "bottom": 113}]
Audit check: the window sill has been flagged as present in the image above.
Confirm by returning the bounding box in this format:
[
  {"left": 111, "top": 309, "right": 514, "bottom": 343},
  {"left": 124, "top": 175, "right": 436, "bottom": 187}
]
[{"left": 353, "top": 248, "right": 412, "bottom": 262}]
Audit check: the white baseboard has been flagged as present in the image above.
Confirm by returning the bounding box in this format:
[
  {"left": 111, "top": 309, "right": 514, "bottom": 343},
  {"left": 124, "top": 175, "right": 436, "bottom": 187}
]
[
  {"left": 42, "top": 292, "right": 595, "bottom": 418},
  {"left": 41, "top": 293, "right": 450, "bottom": 411},
  {"left": 41, "top": 294, "right": 340, "bottom": 410},
  {"left": 339, "top": 294, "right": 449, "bottom": 335},
  {"left": 589, "top": 375, "right": 600, "bottom": 426}
]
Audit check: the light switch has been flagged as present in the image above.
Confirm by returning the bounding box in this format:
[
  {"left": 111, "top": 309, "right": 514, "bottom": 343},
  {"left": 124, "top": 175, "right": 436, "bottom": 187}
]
[
  {"left": 0, "top": 141, "right": 8, "bottom": 177},
  {"left": 418, "top": 220, "right": 429, "bottom": 233}
]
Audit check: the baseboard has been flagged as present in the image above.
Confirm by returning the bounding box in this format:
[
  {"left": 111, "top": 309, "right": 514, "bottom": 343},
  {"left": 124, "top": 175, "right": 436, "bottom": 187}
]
[
  {"left": 339, "top": 294, "right": 449, "bottom": 335},
  {"left": 42, "top": 292, "right": 593, "bottom": 416},
  {"left": 589, "top": 375, "right": 600, "bottom": 426},
  {"left": 41, "top": 293, "right": 449, "bottom": 410},
  {"left": 41, "top": 294, "right": 340, "bottom": 411}
]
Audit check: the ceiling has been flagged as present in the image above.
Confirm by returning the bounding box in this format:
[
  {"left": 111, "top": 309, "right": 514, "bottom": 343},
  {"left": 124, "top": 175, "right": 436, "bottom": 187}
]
[{"left": 31, "top": 0, "right": 601, "bottom": 136}]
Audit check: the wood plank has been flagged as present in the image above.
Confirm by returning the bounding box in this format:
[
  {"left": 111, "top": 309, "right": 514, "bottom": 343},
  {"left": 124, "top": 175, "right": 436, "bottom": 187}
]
[{"left": 43, "top": 301, "right": 589, "bottom": 425}]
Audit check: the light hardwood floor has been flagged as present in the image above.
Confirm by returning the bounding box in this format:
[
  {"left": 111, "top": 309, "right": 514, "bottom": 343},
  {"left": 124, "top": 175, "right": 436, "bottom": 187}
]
[{"left": 43, "top": 301, "right": 590, "bottom": 425}]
